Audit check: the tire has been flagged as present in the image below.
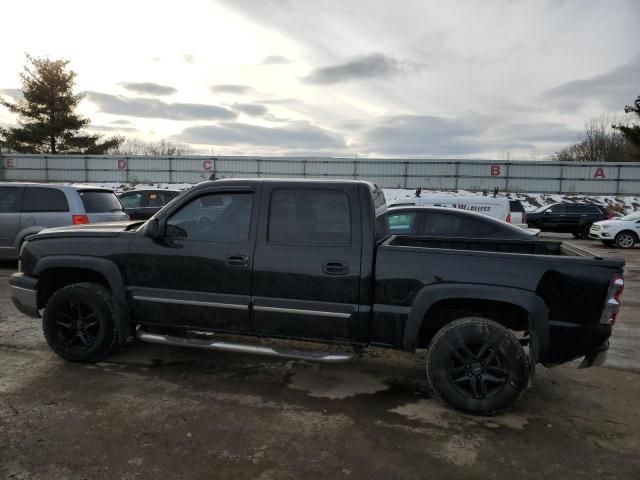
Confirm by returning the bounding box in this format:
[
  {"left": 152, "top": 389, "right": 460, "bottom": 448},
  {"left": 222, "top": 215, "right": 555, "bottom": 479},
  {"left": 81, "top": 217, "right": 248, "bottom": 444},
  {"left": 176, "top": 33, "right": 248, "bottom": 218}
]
[
  {"left": 581, "top": 224, "right": 592, "bottom": 239},
  {"left": 426, "top": 317, "right": 530, "bottom": 416},
  {"left": 571, "top": 232, "right": 581, "bottom": 239},
  {"left": 42, "top": 282, "right": 119, "bottom": 362},
  {"left": 614, "top": 231, "right": 636, "bottom": 249}
]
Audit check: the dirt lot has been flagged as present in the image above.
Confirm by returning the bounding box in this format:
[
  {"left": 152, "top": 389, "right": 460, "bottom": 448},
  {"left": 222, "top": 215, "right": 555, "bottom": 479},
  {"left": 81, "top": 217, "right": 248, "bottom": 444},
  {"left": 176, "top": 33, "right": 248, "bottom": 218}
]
[{"left": 1, "top": 237, "right": 639, "bottom": 479}]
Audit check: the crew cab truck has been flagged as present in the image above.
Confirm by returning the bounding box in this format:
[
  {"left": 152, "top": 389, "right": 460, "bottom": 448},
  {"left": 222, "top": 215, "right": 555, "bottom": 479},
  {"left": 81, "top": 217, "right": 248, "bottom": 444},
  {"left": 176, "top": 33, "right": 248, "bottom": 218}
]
[{"left": 10, "top": 179, "right": 625, "bottom": 415}]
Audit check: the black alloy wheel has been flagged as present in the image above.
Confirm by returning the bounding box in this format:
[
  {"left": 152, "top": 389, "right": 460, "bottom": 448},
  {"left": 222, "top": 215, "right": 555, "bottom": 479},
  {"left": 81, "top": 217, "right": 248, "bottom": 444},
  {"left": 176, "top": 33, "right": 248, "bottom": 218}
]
[
  {"left": 43, "top": 283, "right": 119, "bottom": 362},
  {"left": 426, "top": 317, "right": 530, "bottom": 415}
]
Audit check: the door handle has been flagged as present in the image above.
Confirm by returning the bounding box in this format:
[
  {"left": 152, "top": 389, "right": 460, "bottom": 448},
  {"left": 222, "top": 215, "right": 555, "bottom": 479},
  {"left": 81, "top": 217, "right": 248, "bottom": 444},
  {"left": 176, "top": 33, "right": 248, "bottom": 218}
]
[
  {"left": 322, "top": 261, "right": 349, "bottom": 275},
  {"left": 225, "top": 254, "right": 250, "bottom": 268}
]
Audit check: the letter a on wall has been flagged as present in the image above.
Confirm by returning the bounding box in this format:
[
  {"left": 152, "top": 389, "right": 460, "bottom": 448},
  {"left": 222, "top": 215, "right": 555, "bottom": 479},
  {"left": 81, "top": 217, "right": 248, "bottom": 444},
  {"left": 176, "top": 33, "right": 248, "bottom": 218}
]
[{"left": 593, "top": 167, "right": 606, "bottom": 179}]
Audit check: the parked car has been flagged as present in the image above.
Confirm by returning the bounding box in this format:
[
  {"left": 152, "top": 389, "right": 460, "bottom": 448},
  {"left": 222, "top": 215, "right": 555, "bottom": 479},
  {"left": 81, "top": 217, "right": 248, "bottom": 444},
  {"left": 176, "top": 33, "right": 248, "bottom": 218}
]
[
  {"left": 589, "top": 211, "right": 640, "bottom": 248},
  {"left": 118, "top": 189, "right": 182, "bottom": 220},
  {"left": 377, "top": 206, "right": 537, "bottom": 240},
  {"left": 0, "top": 183, "right": 127, "bottom": 260},
  {"left": 526, "top": 202, "right": 610, "bottom": 238},
  {"left": 390, "top": 194, "right": 511, "bottom": 222},
  {"left": 10, "top": 179, "right": 625, "bottom": 415}
]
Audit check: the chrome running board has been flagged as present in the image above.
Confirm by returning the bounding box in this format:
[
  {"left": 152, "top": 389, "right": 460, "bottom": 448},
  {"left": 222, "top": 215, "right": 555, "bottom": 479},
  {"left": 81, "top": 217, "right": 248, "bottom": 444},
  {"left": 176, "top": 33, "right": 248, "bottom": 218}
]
[{"left": 136, "top": 329, "right": 353, "bottom": 363}]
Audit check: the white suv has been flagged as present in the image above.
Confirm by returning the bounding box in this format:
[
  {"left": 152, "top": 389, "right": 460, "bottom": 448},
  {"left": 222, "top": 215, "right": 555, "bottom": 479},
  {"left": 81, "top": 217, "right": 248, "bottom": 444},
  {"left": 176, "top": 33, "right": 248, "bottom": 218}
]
[{"left": 589, "top": 211, "right": 640, "bottom": 248}]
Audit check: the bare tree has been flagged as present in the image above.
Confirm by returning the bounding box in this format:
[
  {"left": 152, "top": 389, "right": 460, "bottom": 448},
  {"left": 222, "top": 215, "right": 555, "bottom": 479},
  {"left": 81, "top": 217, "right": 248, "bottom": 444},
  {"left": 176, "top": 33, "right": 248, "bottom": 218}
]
[
  {"left": 553, "top": 115, "right": 634, "bottom": 162},
  {"left": 108, "top": 137, "right": 193, "bottom": 156}
]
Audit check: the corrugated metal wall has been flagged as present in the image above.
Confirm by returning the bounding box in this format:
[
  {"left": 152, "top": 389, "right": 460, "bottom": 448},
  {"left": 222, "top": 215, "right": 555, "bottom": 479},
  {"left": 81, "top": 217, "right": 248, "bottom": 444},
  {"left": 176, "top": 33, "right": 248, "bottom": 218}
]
[{"left": 1, "top": 154, "right": 639, "bottom": 194}]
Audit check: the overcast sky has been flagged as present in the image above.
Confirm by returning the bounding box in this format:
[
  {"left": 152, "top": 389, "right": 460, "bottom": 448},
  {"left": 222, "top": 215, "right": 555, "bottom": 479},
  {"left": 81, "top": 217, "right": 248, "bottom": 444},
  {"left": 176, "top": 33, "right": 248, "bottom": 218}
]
[{"left": 1, "top": 0, "right": 638, "bottom": 158}]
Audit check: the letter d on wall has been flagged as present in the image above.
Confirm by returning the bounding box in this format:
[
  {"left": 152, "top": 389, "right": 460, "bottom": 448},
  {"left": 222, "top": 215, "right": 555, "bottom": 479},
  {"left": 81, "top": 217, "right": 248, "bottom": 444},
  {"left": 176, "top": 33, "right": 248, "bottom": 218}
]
[{"left": 117, "top": 159, "right": 127, "bottom": 170}]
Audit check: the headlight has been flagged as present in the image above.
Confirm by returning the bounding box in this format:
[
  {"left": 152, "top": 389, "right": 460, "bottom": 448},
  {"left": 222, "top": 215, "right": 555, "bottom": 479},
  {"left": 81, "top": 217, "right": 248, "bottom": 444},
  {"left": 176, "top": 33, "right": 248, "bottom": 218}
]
[{"left": 602, "top": 225, "right": 614, "bottom": 229}]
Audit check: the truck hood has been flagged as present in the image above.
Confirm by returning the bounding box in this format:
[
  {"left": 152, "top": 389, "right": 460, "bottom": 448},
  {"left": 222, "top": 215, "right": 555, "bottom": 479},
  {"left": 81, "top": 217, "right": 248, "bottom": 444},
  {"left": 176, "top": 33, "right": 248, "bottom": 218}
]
[{"left": 30, "top": 221, "right": 144, "bottom": 240}]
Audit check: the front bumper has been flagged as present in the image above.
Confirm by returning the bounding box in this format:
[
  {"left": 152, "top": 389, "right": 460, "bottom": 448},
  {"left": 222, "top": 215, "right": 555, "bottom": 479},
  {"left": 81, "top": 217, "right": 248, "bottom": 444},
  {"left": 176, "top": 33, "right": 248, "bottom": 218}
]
[
  {"left": 588, "top": 228, "right": 613, "bottom": 240},
  {"left": 9, "top": 273, "right": 39, "bottom": 318}
]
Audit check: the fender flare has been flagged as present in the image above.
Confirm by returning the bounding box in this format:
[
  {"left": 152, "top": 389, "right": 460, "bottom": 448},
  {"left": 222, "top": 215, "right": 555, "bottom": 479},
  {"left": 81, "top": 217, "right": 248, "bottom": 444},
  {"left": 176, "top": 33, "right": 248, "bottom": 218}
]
[
  {"left": 403, "top": 284, "right": 549, "bottom": 362},
  {"left": 35, "top": 255, "right": 132, "bottom": 345},
  {"left": 14, "top": 227, "right": 45, "bottom": 250}
]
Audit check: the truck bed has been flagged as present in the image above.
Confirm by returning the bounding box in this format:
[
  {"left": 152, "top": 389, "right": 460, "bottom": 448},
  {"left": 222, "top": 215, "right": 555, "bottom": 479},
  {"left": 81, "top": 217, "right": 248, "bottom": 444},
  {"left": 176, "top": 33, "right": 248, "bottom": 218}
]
[{"left": 387, "top": 235, "right": 594, "bottom": 257}]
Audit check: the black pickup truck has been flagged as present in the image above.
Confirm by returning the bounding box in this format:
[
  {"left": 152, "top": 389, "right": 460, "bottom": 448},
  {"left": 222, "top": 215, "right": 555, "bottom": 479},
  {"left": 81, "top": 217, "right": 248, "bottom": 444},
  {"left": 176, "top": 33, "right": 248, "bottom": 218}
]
[{"left": 10, "top": 179, "right": 625, "bottom": 415}]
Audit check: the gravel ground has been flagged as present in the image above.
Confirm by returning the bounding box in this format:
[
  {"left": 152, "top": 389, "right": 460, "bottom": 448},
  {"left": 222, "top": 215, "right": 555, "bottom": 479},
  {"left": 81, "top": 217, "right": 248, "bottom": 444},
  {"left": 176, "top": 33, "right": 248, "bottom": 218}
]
[{"left": 1, "top": 236, "right": 639, "bottom": 479}]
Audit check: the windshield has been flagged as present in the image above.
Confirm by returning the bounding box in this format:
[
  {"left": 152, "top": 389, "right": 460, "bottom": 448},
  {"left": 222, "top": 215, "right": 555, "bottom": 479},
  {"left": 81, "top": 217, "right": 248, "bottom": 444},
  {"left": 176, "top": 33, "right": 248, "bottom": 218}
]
[
  {"left": 533, "top": 204, "right": 553, "bottom": 213},
  {"left": 620, "top": 211, "right": 640, "bottom": 221}
]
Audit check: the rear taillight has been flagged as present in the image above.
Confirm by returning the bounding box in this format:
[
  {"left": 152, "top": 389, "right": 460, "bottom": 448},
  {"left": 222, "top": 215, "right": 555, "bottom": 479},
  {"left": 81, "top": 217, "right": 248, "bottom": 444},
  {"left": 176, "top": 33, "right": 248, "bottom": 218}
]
[
  {"left": 72, "top": 214, "right": 90, "bottom": 225},
  {"left": 600, "top": 274, "right": 624, "bottom": 325},
  {"left": 506, "top": 213, "right": 512, "bottom": 223},
  {"left": 607, "top": 211, "right": 613, "bottom": 219},
  {"left": 523, "top": 211, "right": 527, "bottom": 223}
]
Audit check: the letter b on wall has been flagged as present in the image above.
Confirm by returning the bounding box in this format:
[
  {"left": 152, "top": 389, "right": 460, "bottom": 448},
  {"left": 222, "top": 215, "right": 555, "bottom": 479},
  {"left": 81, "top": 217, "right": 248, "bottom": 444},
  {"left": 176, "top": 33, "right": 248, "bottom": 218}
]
[{"left": 490, "top": 165, "right": 502, "bottom": 176}]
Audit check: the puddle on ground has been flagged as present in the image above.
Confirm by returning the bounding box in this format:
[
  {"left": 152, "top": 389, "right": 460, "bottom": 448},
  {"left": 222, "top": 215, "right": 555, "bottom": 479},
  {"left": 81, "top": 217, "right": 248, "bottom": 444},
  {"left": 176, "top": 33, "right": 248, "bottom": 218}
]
[{"left": 287, "top": 366, "right": 390, "bottom": 399}]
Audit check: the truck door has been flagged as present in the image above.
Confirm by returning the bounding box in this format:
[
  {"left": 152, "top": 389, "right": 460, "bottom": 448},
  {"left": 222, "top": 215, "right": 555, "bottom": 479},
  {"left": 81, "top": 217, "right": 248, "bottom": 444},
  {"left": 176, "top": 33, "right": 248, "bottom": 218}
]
[
  {"left": 251, "top": 184, "right": 362, "bottom": 342},
  {"left": 126, "top": 186, "right": 258, "bottom": 332}
]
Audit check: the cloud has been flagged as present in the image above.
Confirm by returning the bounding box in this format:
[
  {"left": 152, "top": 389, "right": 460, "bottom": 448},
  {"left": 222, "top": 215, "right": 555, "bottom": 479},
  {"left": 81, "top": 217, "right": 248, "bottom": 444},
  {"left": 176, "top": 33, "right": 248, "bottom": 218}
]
[
  {"left": 88, "top": 124, "right": 139, "bottom": 133},
  {"left": 304, "top": 53, "right": 423, "bottom": 84},
  {"left": 359, "top": 114, "right": 579, "bottom": 156},
  {"left": 542, "top": 54, "right": 640, "bottom": 112},
  {"left": 176, "top": 121, "right": 345, "bottom": 150},
  {"left": 183, "top": 54, "right": 195, "bottom": 64},
  {"left": 362, "top": 115, "right": 484, "bottom": 155},
  {"left": 0, "top": 88, "right": 23, "bottom": 100},
  {"left": 261, "top": 55, "right": 292, "bottom": 65},
  {"left": 210, "top": 84, "right": 253, "bottom": 94},
  {"left": 120, "top": 82, "right": 177, "bottom": 96},
  {"left": 109, "top": 119, "right": 133, "bottom": 125},
  {"left": 232, "top": 103, "right": 268, "bottom": 116},
  {"left": 86, "top": 92, "right": 236, "bottom": 120}
]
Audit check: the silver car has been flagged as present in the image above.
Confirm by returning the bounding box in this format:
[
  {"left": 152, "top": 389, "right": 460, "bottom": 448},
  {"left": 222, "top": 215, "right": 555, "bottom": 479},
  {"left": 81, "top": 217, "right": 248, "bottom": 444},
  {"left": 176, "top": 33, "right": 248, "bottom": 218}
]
[{"left": 0, "top": 183, "right": 128, "bottom": 260}]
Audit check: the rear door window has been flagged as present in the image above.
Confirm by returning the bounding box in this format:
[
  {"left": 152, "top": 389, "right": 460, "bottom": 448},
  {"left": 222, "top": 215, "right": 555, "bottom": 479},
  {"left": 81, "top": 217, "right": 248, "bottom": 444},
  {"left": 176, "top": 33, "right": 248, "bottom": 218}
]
[
  {"left": 268, "top": 189, "right": 351, "bottom": 245},
  {"left": 0, "top": 187, "right": 23, "bottom": 213},
  {"left": 79, "top": 191, "right": 123, "bottom": 213},
  {"left": 22, "top": 187, "right": 69, "bottom": 212}
]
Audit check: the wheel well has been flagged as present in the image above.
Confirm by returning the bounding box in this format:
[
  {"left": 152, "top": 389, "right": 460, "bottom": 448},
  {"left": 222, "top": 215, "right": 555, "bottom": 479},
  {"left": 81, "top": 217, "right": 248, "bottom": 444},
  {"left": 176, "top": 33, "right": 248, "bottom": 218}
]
[
  {"left": 417, "top": 298, "right": 530, "bottom": 348},
  {"left": 616, "top": 230, "right": 639, "bottom": 240},
  {"left": 37, "top": 268, "right": 111, "bottom": 309}
]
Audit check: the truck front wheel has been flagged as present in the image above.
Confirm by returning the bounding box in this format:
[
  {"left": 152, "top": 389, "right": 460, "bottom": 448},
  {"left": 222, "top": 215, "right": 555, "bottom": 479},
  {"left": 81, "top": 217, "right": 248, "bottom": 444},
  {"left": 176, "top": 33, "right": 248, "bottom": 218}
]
[
  {"left": 43, "top": 282, "right": 119, "bottom": 363},
  {"left": 425, "top": 317, "right": 529, "bottom": 416}
]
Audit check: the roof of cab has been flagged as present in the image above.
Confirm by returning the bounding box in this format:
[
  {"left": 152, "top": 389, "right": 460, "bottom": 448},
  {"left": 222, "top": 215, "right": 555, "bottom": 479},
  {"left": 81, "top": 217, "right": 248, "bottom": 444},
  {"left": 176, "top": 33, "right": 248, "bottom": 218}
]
[{"left": 200, "top": 177, "right": 378, "bottom": 189}]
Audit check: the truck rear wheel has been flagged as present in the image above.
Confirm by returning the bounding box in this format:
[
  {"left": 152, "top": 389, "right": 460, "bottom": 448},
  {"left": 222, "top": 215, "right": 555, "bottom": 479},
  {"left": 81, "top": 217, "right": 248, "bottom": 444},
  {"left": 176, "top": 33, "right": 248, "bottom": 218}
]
[
  {"left": 425, "top": 317, "right": 529, "bottom": 416},
  {"left": 43, "top": 282, "right": 119, "bottom": 363}
]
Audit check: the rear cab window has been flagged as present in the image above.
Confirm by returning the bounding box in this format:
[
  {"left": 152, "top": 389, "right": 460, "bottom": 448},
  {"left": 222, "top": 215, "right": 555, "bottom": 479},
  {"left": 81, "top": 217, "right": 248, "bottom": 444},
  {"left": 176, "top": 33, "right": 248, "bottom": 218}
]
[
  {"left": 22, "top": 187, "right": 69, "bottom": 212},
  {"left": 79, "top": 190, "right": 123, "bottom": 213}
]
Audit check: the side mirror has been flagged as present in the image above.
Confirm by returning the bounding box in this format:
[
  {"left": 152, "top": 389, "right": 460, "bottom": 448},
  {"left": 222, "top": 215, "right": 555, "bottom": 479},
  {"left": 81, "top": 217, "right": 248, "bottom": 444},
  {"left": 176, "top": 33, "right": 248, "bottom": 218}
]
[
  {"left": 544, "top": 210, "right": 552, "bottom": 215},
  {"left": 145, "top": 218, "right": 164, "bottom": 239}
]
